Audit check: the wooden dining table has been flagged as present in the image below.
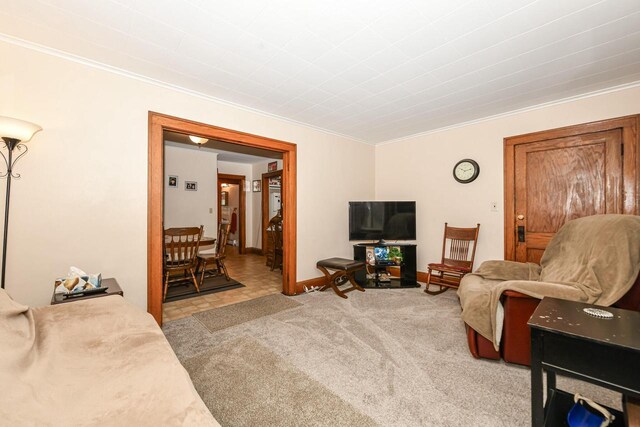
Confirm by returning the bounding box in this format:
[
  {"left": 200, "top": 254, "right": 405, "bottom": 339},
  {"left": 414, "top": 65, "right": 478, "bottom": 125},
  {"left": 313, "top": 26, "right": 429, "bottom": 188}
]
[{"left": 199, "top": 236, "right": 216, "bottom": 247}]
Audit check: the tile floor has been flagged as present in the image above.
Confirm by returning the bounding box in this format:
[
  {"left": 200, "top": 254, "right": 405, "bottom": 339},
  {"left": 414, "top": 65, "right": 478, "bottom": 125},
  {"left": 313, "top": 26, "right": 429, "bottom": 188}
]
[{"left": 163, "top": 247, "right": 283, "bottom": 322}]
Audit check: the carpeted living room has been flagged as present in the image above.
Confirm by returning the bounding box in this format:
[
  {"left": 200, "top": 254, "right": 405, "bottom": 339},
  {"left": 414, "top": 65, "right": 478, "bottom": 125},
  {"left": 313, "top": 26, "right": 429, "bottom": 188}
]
[
  {"left": 163, "top": 289, "right": 624, "bottom": 426},
  {"left": 2, "top": 1, "right": 640, "bottom": 426}
]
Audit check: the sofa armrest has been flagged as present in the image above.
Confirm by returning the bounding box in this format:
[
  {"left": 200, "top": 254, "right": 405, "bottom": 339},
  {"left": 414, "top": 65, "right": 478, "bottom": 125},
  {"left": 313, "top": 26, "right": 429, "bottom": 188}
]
[
  {"left": 614, "top": 274, "right": 640, "bottom": 311},
  {"left": 501, "top": 291, "right": 542, "bottom": 366},
  {"left": 465, "top": 324, "right": 500, "bottom": 360},
  {"left": 502, "top": 290, "right": 540, "bottom": 300}
]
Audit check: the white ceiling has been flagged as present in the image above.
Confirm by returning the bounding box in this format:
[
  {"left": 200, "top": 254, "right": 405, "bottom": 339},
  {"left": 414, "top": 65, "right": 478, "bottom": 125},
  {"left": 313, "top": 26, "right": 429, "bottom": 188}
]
[{"left": 2, "top": 0, "right": 640, "bottom": 144}]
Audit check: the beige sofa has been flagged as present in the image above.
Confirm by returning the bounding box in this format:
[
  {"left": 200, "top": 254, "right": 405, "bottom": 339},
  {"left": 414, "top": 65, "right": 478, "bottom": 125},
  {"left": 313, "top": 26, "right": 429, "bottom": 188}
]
[{"left": 0, "top": 289, "right": 219, "bottom": 426}]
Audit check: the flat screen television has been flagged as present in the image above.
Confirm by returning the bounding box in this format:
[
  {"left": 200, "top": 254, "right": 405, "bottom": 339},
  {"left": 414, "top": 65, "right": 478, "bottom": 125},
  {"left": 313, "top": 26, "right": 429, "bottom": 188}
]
[{"left": 349, "top": 201, "right": 416, "bottom": 242}]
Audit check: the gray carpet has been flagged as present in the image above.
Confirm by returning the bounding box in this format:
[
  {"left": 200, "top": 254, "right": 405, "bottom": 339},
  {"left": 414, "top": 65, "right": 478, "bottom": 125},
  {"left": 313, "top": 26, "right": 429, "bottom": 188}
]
[
  {"left": 193, "top": 294, "right": 302, "bottom": 333},
  {"left": 163, "top": 288, "right": 621, "bottom": 426},
  {"left": 184, "top": 336, "right": 377, "bottom": 427}
]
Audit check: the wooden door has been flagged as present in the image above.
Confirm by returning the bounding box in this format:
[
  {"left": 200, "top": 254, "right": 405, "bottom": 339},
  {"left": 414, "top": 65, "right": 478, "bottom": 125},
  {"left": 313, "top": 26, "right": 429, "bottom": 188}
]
[
  {"left": 504, "top": 115, "right": 639, "bottom": 264},
  {"left": 514, "top": 130, "right": 622, "bottom": 263}
]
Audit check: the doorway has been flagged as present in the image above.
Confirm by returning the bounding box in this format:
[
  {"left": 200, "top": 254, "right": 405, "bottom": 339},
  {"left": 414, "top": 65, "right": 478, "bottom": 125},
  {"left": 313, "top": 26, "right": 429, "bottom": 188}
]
[
  {"left": 504, "top": 114, "right": 639, "bottom": 262},
  {"left": 218, "top": 173, "right": 246, "bottom": 254},
  {"left": 148, "top": 112, "right": 297, "bottom": 325}
]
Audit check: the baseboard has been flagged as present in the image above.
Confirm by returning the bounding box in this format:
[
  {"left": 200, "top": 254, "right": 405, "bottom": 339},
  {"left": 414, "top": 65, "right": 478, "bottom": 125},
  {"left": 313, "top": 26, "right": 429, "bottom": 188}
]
[
  {"left": 245, "top": 247, "right": 263, "bottom": 255},
  {"left": 295, "top": 276, "right": 325, "bottom": 294}
]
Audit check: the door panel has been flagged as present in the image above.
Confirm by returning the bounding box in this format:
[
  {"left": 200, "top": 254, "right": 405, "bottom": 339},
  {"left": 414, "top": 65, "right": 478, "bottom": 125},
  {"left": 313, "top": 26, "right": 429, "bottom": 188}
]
[{"left": 513, "top": 129, "right": 622, "bottom": 264}]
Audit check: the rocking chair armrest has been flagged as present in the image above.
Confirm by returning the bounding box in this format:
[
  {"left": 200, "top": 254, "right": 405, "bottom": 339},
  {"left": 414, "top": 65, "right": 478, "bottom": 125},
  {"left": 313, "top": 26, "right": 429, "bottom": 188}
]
[{"left": 427, "top": 263, "right": 471, "bottom": 274}]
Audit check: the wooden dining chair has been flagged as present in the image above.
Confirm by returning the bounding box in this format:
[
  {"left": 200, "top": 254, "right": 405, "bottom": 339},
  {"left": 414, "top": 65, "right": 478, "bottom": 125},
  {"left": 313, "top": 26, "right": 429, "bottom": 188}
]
[
  {"left": 163, "top": 226, "right": 203, "bottom": 301},
  {"left": 197, "top": 223, "right": 231, "bottom": 284},
  {"left": 424, "top": 223, "right": 480, "bottom": 295}
]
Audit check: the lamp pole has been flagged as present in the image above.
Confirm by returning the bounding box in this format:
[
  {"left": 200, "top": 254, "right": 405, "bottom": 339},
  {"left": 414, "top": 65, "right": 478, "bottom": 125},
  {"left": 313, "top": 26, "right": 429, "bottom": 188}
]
[
  {"left": 0, "top": 137, "right": 26, "bottom": 289},
  {"left": 0, "top": 116, "right": 41, "bottom": 290}
]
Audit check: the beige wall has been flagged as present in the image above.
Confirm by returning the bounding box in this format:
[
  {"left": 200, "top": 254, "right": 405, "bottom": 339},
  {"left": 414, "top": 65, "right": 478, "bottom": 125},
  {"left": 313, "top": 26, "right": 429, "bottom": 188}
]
[
  {"left": 163, "top": 144, "right": 218, "bottom": 238},
  {"left": 0, "top": 41, "right": 375, "bottom": 308},
  {"left": 375, "top": 85, "right": 640, "bottom": 272}
]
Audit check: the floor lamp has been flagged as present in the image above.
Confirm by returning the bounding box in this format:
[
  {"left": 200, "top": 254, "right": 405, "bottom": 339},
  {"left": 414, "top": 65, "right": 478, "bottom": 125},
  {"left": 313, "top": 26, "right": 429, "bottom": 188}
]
[{"left": 0, "top": 116, "right": 42, "bottom": 289}]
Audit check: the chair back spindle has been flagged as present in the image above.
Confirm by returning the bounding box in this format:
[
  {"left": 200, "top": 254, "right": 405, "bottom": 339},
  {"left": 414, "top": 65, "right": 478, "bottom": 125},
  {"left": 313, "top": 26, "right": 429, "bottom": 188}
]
[{"left": 164, "top": 226, "right": 203, "bottom": 269}]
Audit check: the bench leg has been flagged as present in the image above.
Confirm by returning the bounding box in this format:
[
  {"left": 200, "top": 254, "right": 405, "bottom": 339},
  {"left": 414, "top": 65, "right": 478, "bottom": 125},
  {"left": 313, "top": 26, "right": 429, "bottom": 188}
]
[
  {"left": 347, "top": 273, "right": 365, "bottom": 292},
  {"left": 318, "top": 266, "right": 348, "bottom": 298},
  {"left": 318, "top": 266, "right": 366, "bottom": 298}
]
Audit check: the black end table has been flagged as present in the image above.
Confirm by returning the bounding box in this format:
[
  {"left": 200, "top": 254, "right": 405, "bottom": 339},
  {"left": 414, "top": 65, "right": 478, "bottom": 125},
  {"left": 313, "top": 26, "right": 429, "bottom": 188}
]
[
  {"left": 528, "top": 297, "right": 640, "bottom": 426},
  {"left": 51, "top": 278, "right": 123, "bottom": 305}
]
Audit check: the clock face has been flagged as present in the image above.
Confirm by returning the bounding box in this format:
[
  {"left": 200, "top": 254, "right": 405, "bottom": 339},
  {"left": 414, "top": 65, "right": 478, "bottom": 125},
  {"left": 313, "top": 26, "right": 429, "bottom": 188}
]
[{"left": 453, "top": 159, "right": 479, "bottom": 183}]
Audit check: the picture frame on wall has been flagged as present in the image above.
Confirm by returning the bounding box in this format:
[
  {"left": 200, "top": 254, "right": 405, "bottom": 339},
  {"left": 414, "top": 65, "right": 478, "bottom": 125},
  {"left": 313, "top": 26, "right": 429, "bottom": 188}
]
[
  {"left": 268, "top": 161, "right": 277, "bottom": 172},
  {"left": 221, "top": 191, "right": 228, "bottom": 206},
  {"left": 168, "top": 175, "right": 178, "bottom": 188},
  {"left": 185, "top": 181, "right": 197, "bottom": 191},
  {"left": 252, "top": 180, "right": 261, "bottom": 192}
]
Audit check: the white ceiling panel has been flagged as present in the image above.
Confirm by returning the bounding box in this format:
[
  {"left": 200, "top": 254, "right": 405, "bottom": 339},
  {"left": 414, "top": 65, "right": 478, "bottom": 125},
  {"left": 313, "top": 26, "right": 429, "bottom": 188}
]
[{"left": 1, "top": 0, "right": 640, "bottom": 143}]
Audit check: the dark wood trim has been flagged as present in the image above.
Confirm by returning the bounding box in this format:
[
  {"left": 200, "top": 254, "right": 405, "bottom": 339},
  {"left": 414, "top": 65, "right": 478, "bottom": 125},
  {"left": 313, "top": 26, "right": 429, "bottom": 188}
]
[
  {"left": 245, "top": 247, "right": 263, "bottom": 255},
  {"left": 503, "top": 114, "right": 640, "bottom": 260},
  {"left": 261, "top": 169, "right": 283, "bottom": 253},
  {"left": 217, "top": 173, "right": 246, "bottom": 255},
  {"left": 148, "top": 112, "right": 297, "bottom": 325}
]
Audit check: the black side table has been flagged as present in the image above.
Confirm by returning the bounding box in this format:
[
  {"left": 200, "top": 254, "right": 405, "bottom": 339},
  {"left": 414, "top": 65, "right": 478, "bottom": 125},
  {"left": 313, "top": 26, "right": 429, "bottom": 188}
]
[
  {"left": 528, "top": 297, "right": 640, "bottom": 426},
  {"left": 51, "top": 278, "right": 123, "bottom": 305}
]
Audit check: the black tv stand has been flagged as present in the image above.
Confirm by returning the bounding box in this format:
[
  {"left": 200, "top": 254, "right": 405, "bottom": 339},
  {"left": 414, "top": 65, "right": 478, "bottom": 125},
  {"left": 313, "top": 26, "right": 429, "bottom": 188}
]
[{"left": 353, "top": 243, "right": 418, "bottom": 288}]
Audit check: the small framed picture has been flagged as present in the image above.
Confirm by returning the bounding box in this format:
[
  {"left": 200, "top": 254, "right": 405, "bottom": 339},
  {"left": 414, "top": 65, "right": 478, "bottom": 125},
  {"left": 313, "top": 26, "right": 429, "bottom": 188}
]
[
  {"left": 268, "top": 161, "right": 277, "bottom": 172},
  {"left": 168, "top": 175, "right": 178, "bottom": 188},
  {"left": 252, "top": 180, "right": 261, "bottom": 192},
  {"left": 221, "top": 191, "right": 228, "bottom": 206},
  {"left": 185, "top": 181, "right": 197, "bottom": 191}
]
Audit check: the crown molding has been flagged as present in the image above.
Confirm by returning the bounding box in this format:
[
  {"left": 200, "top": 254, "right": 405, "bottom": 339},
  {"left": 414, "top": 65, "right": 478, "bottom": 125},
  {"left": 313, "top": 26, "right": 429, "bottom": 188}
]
[
  {"left": 0, "top": 33, "right": 371, "bottom": 146},
  {"left": 377, "top": 79, "right": 640, "bottom": 146}
]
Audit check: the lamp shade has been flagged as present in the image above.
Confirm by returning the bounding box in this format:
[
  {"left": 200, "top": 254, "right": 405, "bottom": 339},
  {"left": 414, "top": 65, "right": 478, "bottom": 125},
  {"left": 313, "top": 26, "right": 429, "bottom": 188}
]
[
  {"left": 189, "top": 135, "right": 208, "bottom": 144},
  {"left": 0, "top": 116, "right": 42, "bottom": 142}
]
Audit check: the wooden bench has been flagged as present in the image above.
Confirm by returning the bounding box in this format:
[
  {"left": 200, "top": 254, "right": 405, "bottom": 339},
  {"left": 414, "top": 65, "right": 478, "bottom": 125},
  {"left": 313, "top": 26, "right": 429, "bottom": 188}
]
[{"left": 316, "top": 257, "right": 365, "bottom": 299}]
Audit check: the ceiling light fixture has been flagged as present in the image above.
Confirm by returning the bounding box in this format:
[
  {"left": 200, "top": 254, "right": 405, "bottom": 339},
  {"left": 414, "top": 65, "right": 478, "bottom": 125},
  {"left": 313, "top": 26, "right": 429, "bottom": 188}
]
[{"left": 189, "top": 135, "right": 208, "bottom": 145}]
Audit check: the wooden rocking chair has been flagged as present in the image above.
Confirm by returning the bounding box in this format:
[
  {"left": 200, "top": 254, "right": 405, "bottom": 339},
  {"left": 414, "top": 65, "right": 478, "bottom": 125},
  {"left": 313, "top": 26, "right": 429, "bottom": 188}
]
[{"left": 424, "top": 223, "right": 480, "bottom": 295}]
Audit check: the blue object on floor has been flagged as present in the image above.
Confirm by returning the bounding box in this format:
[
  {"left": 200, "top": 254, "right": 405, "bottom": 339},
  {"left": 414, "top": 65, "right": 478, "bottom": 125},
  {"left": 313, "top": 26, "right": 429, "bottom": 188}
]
[{"left": 567, "top": 394, "right": 614, "bottom": 427}]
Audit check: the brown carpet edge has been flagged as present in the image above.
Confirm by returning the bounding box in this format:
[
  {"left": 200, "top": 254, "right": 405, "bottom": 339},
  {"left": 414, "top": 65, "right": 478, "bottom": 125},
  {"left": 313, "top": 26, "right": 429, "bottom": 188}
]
[{"left": 193, "top": 293, "right": 302, "bottom": 333}]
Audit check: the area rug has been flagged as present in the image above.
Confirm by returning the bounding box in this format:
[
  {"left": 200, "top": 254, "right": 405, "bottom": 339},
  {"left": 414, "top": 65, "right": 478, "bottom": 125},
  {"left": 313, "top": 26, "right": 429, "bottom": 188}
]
[
  {"left": 164, "top": 275, "right": 244, "bottom": 302},
  {"left": 193, "top": 293, "right": 301, "bottom": 333},
  {"left": 165, "top": 289, "right": 621, "bottom": 426},
  {"left": 183, "top": 336, "right": 377, "bottom": 427}
]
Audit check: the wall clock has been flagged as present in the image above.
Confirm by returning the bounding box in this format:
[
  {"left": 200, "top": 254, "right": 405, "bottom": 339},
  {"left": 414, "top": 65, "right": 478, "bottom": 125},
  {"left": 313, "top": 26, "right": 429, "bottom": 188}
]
[{"left": 453, "top": 159, "right": 480, "bottom": 183}]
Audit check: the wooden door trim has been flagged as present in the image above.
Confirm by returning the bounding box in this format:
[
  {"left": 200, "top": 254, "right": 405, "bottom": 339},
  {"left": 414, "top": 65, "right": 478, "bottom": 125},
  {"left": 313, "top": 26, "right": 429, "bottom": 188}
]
[
  {"left": 504, "top": 114, "right": 640, "bottom": 260},
  {"left": 217, "top": 173, "right": 246, "bottom": 255},
  {"left": 148, "top": 112, "right": 297, "bottom": 325},
  {"left": 261, "top": 170, "right": 282, "bottom": 253}
]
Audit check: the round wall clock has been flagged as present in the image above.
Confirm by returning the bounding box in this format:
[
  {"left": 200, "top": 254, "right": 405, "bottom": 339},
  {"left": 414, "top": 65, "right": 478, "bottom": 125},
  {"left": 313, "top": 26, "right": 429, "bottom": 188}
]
[{"left": 453, "top": 159, "right": 480, "bottom": 183}]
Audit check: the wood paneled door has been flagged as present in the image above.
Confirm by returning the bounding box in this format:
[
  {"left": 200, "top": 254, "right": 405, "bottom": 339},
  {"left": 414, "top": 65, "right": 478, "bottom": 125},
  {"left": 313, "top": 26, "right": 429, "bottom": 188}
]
[{"left": 504, "top": 115, "right": 639, "bottom": 263}]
